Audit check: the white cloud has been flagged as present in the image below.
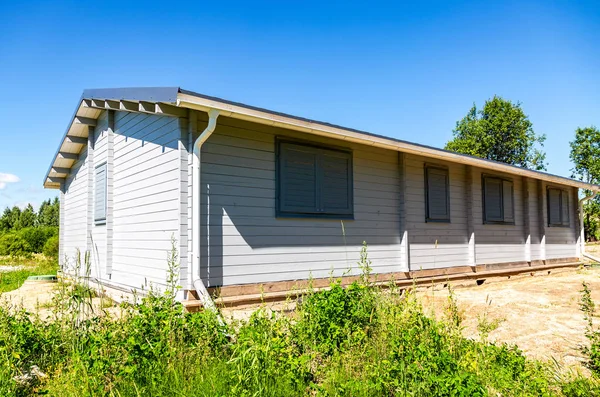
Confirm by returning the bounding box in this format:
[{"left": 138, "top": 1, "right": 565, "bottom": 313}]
[{"left": 0, "top": 173, "right": 20, "bottom": 190}]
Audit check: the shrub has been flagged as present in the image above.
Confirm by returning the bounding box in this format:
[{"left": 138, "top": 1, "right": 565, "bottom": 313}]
[
  {"left": 228, "top": 310, "right": 312, "bottom": 395},
  {"left": 2, "top": 244, "right": 600, "bottom": 396},
  {"left": 19, "top": 227, "right": 57, "bottom": 254},
  {"left": 0, "top": 234, "right": 32, "bottom": 258},
  {"left": 294, "top": 242, "right": 377, "bottom": 356},
  {"left": 42, "top": 236, "right": 59, "bottom": 259},
  {"left": 295, "top": 281, "right": 376, "bottom": 356},
  {"left": 580, "top": 282, "right": 600, "bottom": 375}
]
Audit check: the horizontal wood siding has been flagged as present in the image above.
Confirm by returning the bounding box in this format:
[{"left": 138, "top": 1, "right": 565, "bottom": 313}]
[
  {"left": 404, "top": 154, "right": 469, "bottom": 269},
  {"left": 90, "top": 111, "right": 108, "bottom": 278},
  {"left": 111, "top": 111, "right": 183, "bottom": 289},
  {"left": 473, "top": 167, "right": 526, "bottom": 264},
  {"left": 200, "top": 116, "right": 402, "bottom": 286},
  {"left": 62, "top": 147, "right": 88, "bottom": 269},
  {"left": 546, "top": 185, "right": 578, "bottom": 259},
  {"left": 526, "top": 178, "right": 542, "bottom": 261}
]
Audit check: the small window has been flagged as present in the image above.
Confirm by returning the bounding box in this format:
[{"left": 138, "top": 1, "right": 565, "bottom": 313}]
[
  {"left": 95, "top": 163, "right": 107, "bottom": 224},
  {"left": 277, "top": 141, "right": 353, "bottom": 219},
  {"left": 425, "top": 165, "right": 450, "bottom": 222},
  {"left": 482, "top": 176, "right": 514, "bottom": 224},
  {"left": 547, "top": 188, "right": 570, "bottom": 227}
]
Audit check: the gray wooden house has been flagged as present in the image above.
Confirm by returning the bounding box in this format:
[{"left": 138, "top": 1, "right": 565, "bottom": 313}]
[{"left": 44, "top": 87, "right": 599, "bottom": 305}]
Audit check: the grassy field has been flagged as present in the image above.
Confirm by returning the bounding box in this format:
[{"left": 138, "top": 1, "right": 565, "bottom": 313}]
[
  {"left": 1, "top": 246, "right": 600, "bottom": 396},
  {"left": 0, "top": 255, "right": 58, "bottom": 293}
]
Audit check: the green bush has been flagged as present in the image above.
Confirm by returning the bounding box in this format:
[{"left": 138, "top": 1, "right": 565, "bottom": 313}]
[
  {"left": 1, "top": 245, "right": 599, "bottom": 396},
  {"left": 0, "top": 227, "right": 57, "bottom": 257},
  {"left": 19, "top": 227, "right": 57, "bottom": 254},
  {"left": 0, "top": 233, "right": 12, "bottom": 255},
  {"left": 295, "top": 280, "right": 376, "bottom": 355},
  {"left": 0, "top": 234, "right": 32, "bottom": 258},
  {"left": 42, "top": 236, "right": 59, "bottom": 259},
  {"left": 580, "top": 282, "right": 600, "bottom": 376},
  {"left": 228, "top": 310, "right": 312, "bottom": 395}
]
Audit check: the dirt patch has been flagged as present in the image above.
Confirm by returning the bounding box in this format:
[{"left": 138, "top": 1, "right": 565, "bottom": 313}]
[
  {"left": 418, "top": 266, "right": 600, "bottom": 372},
  {"left": 1, "top": 280, "right": 121, "bottom": 320}
]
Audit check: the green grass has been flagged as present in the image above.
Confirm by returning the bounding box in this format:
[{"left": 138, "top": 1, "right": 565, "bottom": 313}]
[
  {"left": 1, "top": 244, "right": 600, "bottom": 396},
  {"left": 0, "top": 255, "right": 58, "bottom": 293}
]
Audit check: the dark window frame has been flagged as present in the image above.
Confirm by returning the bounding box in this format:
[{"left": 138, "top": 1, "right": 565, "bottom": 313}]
[
  {"left": 275, "top": 138, "right": 354, "bottom": 220},
  {"left": 547, "top": 187, "right": 570, "bottom": 227},
  {"left": 424, "top": 164, "right": 451, "bottom": 223},
  {"left": 482, "top": 174, "right": 515, "bottom": 225},
  {"left": 94, "top": 162, "right": 107, "bottom": 225}
]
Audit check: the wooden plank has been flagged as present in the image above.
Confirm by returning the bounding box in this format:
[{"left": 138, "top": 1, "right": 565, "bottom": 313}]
[
  {"left": 65, "top": 135, "right": 88, "bottom": 145},
  {"left": 192, "top": 260, "right": 583, "bottom": 308},
  {"left": 74, "top": 116, "right": 97, "bottom": 126},
  {"left": 50, "top": 167, "right": 71, "bottom": 175},
  {"left": 156, "top": 102, "right": 188, "bottom": 118},
  {"left": 105, "top": 99, "right": 120, "bottom": 110},
  {"left": 119, "top": 100, "right": 138, "bottom": 112},
  {"left": 139, "top": 101, "right": 155, "bottom": 113},
  {"left": 47, "top": 176, "right": 65, "bottom": 183},
  {"left": 58, "top": 152, "right": 78, "bottom": 160}
]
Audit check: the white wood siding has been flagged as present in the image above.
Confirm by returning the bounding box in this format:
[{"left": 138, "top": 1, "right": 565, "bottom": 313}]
[
  {"left": 404, "top": 154, "right": 469, "bottom": 270},
  {"left": 110, "top": 111, "right": 183, "bottom": 289},
  {"left": 61, "top": 147, "right": 88, "bottom": 270},
  {"left": 59, "top": 109, "right": 582, "bottom": 293},
  {"left": 195, "top": 117, "right": 580, "bottom": 287},
  {"left": 526, "top": 178, "right": 542, "bottom": 261},
  {"left": 199, "top": 117, "right": 403, "bottom": 286},
  {"left": 472, "top": 168, "right": 527, "bottom": 264},
  {"left": 90, "top": 111, "right": 108, "bottom": 279},
  {"left": 545, "top": 185, "right": 578, "bottom": 259}
]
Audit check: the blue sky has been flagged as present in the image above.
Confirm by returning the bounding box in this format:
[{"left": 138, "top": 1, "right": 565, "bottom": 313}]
[{"left": 0, "top": 0, "right": 598, "bottom": 210}]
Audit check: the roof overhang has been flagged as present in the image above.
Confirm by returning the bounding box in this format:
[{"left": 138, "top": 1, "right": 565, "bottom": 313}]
[
  {"left": 44, "top": 87, "right": 182, "bottom": 189},
  {"left": 44, "top": 87, "right": 600, "bottom": 193}
]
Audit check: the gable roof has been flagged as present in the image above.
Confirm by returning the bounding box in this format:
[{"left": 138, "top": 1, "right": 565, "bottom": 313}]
[{"left": 44, "top": 87, "right": 600, "bottom": 192}]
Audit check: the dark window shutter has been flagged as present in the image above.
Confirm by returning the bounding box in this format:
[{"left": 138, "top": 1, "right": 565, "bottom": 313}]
[
  {"left": 561, "top": 190, "right": 570, "bottom": 226},
  {"left": 277, "top": 141, "right": 353, "bottom": 218},
  {"left": 548, "top": 188, "right": 561, "bottom": 226},
  {"left": 279, "top": 143, "right": 318, "bottom": 214},
  {"left": 320, "top": 150, "right": 353, "bottom": 215},
  {"left": 95, "top": 163, "right": 107, "bottom": 223},
  {"left": 426, "top": 166, "right": 450, "bottom": 221},
  {"left": 502, "top": 180, "right": 514, "bottom": 223},
  {"left": 483, "top": 177, "right": 503, "bottom": 222}
]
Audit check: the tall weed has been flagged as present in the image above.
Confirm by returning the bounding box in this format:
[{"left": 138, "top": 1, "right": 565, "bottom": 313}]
[{"left": 1, "top": 243, "right": 599, "bottom": 396}]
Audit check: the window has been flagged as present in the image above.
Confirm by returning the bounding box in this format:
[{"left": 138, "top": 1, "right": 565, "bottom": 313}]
[
  {"left": 482, "top": 176, "right": 514, "bottom": 224},
  {"left": 547, "top": 187, "right": 570, "bottom": 227},
  {"left": 276, "top": 141, "right": 353, "bottom": 219},
  {"left": 95, "top": 163, "right": 107, "bottom": 224},
  {"left": 425, "top": 165, "right": 450, "bottom": 222}
]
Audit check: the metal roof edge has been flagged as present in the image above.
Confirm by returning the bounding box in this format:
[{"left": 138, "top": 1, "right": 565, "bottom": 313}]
[
  {"left": 83, "top": 87, "right": 179, "bottom": 103},
  {"left": 178, "top": 89, "right": 600, "bottom": 192},
  {"left": 44, "top": 86, "right": 600, "bottom": 193}
]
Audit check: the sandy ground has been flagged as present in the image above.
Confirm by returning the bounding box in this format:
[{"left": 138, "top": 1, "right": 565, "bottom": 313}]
[
  {"left": 418, "top": 266, "right": 600, "bottom": 372},
  {"left": 1, "top": 280, "right": 121, "bottom": 319}
]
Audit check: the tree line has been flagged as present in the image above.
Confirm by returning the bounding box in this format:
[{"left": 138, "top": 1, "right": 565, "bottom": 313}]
[
  {"left": 445, "top": 95, "right": 600, "bottom": 240},
  {"left": 0, "top": 198, "right": 59, "bottom": 258}
]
